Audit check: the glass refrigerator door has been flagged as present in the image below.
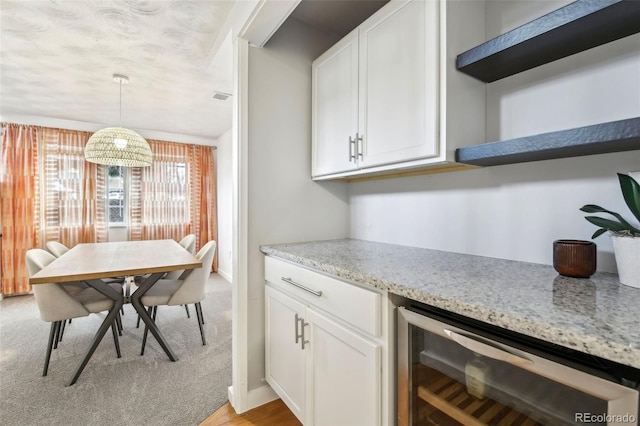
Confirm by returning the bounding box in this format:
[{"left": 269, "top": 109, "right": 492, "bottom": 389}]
[{"left": 398, "top": 307, "right": 639, "bottom": 426}]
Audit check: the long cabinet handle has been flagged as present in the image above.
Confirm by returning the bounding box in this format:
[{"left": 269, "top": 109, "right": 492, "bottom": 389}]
[
  {"left": 281, "top": 277, "right": 323, "bottom": 297},
  {"left": 356, "top": 133, "right": 363, "bottom": 159}
]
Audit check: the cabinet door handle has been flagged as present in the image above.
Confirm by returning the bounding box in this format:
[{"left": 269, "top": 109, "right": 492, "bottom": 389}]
[
  {"left": 281, "top": 277, "right": 323, "bottom": 297},
  {"left": 348, "top": 136, "right": 356, "bottom": 162},
  {"left": 356, "top": 132, "right": 363, "bottom": 159},
  {"left": 301, "top": 318, "right": 309, "bottom": 350},
  {"left": 294, "top": 313, "right": 303, "bottom": 344}
]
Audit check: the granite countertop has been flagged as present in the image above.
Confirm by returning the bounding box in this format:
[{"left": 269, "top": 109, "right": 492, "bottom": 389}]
[{"left": 260, "top": 238, "right": 640, "bottom": 369}]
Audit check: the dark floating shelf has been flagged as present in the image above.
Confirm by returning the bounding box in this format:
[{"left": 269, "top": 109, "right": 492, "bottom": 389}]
[
  {"left": 456, "top": 0, "right": 640, "bottom": 83},
  {"left": 455, "top": 117, "right": 640, "bottom": 167}
]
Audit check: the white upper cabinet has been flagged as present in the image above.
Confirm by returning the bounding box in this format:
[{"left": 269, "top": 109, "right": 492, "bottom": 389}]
[
  {"left": 358, "top": 0, "right": 438, "bottom": 169},
  {"left": 312, "top": 31, "right": 359, "bottom": 177},
  {"left": 311, "top": 0, "right": 486, "bottom": 180}
]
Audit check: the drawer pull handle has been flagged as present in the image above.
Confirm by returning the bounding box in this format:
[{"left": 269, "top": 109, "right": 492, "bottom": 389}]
[{"left": 281, "top": 277, "right": 323, "bottom": 297}]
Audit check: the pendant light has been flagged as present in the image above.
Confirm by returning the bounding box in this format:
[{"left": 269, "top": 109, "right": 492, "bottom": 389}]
[{"left": 85, "top": 74, "right": 153, "bottom": 167}]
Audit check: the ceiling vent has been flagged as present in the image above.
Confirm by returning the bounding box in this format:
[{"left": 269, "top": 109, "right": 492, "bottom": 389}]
[{"left": 213, "top": 91, "right": 232, "bottom": 101}]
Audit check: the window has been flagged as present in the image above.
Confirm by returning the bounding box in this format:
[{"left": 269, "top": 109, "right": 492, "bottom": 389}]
[{"left": 108, "top": 165, "right": 126, "bottom": 225}]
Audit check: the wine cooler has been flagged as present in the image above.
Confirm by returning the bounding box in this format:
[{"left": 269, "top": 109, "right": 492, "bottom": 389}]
[{"left": 398, "top": 302, "right": 639, "bottom": 426}]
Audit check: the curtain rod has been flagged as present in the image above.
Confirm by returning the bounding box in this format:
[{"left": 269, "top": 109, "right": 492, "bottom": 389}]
[{"left": 3, "top": 122, "right": 218, "bottom": 148}]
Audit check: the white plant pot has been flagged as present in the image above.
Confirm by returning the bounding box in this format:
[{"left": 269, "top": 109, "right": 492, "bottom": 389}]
[{"left": 611, "top": 234, "right": 640, "bottom": 289}]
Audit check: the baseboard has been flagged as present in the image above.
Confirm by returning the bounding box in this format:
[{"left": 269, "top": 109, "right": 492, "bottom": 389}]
[
  {"left": 227, "top": 385, "right": 234, "bottom": 408},
  {"left": 217, "top": 269, "right": 232, "bottom": 283},
  {"left": 227, "top": 384, "right": 279, "bottom": 414}
]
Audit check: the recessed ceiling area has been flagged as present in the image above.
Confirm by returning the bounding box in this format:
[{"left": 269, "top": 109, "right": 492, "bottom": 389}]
[{"left": 290, "top": 0, "right": 389, "bottom": 39}]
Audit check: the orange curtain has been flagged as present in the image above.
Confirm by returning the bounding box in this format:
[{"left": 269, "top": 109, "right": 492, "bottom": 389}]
[
  {"left": 184, "top": 145, "right": 218, "bottom": 271},
  {"left": 41, "top": 128, "right": 108, "bottom": 247},
  {"left": 194, "top": 145, "right": 218, "bottom": 271},
  {"left": 129, "top": 139, "right": 217, "bottom": 271},
  {"left": 129, "top": 140, "right": 192, "bottom": 242},
  {"left": 1, "top": 124, "right": 108, "bottom": 296},
  {"left": 1, "top": 123, "right": 40, "bottom": 295}
]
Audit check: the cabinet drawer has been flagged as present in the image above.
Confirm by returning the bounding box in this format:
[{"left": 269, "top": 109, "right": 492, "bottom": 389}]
[{"left": 265, "top": 256, "right": 381, "bottom": 337}]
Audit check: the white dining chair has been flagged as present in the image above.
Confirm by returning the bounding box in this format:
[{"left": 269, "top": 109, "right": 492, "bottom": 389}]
[
  {"left": 45, "top": 241, "right": 91, "bottom": 341},
  {"left": 164, "top": 234, "right": 196, "bottom": 279},
  {"left": 45, "top": 241, "right": 87, "bottom": 294},
  {"left": 139, "top": 240, "right": 216, "bottom": 355},
  {"left": 26, "top": 249, "right": 122, "bottom": 377},
  {"left": 46, "top": 241, "right": 125, "bottom": 335},
  {"left": 165, "top": 234, "right": 197, "bottom": 320},
  {"left": 135, "top": 234, "right": 197, "bottom": 327},
  {"left": 45, "top": 241, "right": 69, "bottom": 258}
]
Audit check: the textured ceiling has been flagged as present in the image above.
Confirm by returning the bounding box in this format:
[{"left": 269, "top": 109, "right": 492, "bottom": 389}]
[{"left": 0, "top": 0, "right": 235, "bottom": 141}]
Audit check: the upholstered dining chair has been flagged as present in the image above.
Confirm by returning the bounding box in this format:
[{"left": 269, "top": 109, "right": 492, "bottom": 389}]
[
  {"left": 135, "top": 234, "right": 197, "bottom": 327},
  {"left": 45, "top": 241, "right": 87, "bottom": 295},
  {"left": 26, "top": 249, "right": 122, "bottom": 376},
  {"left": 45, "top": 241, "right": 69, "bottom": 258},
  {"left": 46, "top": 241, "right": 126, "bottom": 334},
  {"left": 164, "top": 234, "right": 197, "bottom": 319},
  {"left": 139, "top": 240, "right": 216, "bottom": 355},
  {"left": 45, "top": 241, "right": 93, "bottom": 341},
  {"left": 164, "top": 234, "right": 196, "bottom": 279}
]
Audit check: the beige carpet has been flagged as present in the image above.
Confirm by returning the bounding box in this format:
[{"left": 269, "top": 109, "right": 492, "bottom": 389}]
[{"left": 0, "top": 273, "right": 232, "bottom": 426}]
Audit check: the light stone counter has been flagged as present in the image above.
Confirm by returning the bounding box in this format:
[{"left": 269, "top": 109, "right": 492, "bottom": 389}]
[{"left": 260, "top": 238, "right": 640, "bottom": 369}]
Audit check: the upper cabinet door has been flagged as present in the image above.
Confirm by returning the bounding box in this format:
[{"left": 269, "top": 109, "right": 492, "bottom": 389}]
[
  {"left": 312, "top": 30, "right": 360, "bottom": 178},
  {"left": 358, "top": 0, "right": 439, "bottom": 169}
]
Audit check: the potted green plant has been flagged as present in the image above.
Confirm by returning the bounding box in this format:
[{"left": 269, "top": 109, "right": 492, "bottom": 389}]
[{"left": 580, "top": 172, "right": 640, "bottom": 288}]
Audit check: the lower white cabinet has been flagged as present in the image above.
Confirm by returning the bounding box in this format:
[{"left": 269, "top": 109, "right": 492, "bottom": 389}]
[
  {"left": 265, "top": 286, "right": 306, "bottom": 421},
  {"left": 264, "top": 257, "right": 388, "bottom": 425},
  {"left": 305, "top": 307, "right": 380, "bottom": 426}
]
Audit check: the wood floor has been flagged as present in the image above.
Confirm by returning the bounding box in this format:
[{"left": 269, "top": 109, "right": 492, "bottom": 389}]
[{"left": 200, "top": 399, "right": 301, "bottom": 426}]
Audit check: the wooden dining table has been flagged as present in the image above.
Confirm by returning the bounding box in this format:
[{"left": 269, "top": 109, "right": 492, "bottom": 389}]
[{"left": 29, "top": 239, "right": 202, "bottom": 385}]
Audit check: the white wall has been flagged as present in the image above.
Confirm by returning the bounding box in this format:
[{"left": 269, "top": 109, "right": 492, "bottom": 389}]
[
  {"left": 349, "top": 1, "right": 640, "bottom": 273},
  {"left": 245, "top": 18, "right": 349, "bottom": 391},
  {"left": 217, "top": 128, "right": 233, "bottom": 281},
  {"left": 350, "top": 152, "right": 639, "bottom": 271}
]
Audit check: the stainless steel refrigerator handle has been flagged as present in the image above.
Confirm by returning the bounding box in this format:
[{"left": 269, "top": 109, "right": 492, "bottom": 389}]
[
  {"left": 444, "top": 329, "right": 533, "bottom": 365},
  {"left": 281, "top": 277, "right": 323, "bottom": 297}
]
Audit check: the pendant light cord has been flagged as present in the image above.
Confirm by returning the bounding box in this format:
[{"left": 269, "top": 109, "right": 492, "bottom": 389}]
[{"left": 119, "top": 79, "right": 122, "bottom": 128}]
